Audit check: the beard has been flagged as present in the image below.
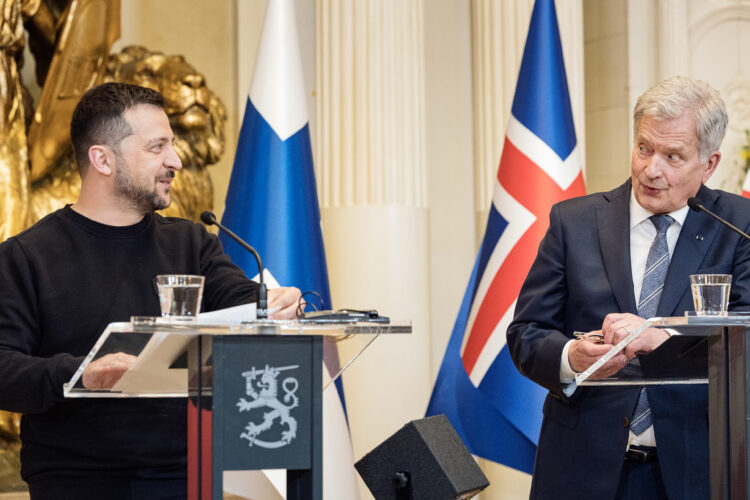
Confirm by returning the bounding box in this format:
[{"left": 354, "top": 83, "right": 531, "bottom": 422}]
[{"left": 113, "top": 158, "right": 174, "bottom": 213}]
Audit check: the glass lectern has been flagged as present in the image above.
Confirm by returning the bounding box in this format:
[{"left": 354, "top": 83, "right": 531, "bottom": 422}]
[
  {"left": 576, "top": 314, "right": 750, "bottom": 499},
  {"left": 64, "top": 316, "right": 411, "bottom": 500}
]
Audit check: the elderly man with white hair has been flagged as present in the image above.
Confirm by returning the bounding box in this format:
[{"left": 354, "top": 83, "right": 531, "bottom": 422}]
[{"left": 508, "top": 76, "right": 750, "bottom": 499}]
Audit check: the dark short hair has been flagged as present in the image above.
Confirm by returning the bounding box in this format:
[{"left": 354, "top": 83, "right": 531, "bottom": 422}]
[{"left": 70, "top": 82, "right": 165, "bottom": 172}]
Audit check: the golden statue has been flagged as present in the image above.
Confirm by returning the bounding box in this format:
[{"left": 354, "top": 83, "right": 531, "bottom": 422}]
[
  {"left": 1, "top": 0, "right": 119, "bottom": 240},
  {"left": 0, "top": 1, "right": 227, "bottom": 492},
  {"left": 0, "top": 412, "right": 22, "bottom": 491},
  {"left": 0, "top": 0, "right": 33, "bottom": 243}
]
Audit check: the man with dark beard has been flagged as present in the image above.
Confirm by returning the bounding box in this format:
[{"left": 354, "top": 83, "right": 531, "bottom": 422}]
[{"left": 0, "top": 83, "right": 302, "bottom": 499}]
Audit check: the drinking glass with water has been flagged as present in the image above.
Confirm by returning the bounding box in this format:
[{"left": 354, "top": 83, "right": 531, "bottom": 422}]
[
  {"left": 690, "top": 274, "right": 731, "bottom": 316},
  {"left": 156, "top": 275, "right": 205, "bottom": 320}
]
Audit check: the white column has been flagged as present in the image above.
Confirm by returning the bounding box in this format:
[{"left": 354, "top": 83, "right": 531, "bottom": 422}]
[
  {"left": 315, "top": 0, "right": 432, "bottom": 495},
  {"left": 657, "top": 0, "right": 690, "bottom": 80}
]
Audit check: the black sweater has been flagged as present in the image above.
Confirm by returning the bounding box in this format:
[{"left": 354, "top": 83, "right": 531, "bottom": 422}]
[{"left": 0, "top": 206, "right": 258, "bottom": 481}]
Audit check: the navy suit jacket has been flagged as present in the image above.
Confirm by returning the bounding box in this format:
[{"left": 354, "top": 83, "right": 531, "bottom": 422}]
[{"left": 507, "top": 180, "right": 750, "bottom": 499}]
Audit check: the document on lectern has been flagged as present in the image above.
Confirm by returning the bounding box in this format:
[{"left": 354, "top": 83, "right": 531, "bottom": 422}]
[
  {"left": 574, "top": 318, "right": 713, "bottom": 387},
  {"left": 111, "top": 303, "right": 259, "bottom": 393},
  {"left": 574, "top": 321, "right": 652, "bottom": 386},
  {"left": 110, "top": 331, "right": 191, "bottom": 393}
]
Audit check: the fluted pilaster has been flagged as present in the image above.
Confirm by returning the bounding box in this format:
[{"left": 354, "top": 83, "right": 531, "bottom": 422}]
[
  {"left": 315, "top": 2, "right": 432, "bottom": 496},
  {"left": 316, "top": 0, "right": 427, "bottom": 208},
  {"left": 658, "top": 0, "right": 690, "bottom": 79}
]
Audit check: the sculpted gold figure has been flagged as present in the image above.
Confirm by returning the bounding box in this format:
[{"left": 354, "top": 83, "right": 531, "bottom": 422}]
[
  {"left": 0, "top": 412, "right": 22, "bottom": 491},
  {"left": 1, "top": 0, "right": 119, "bottom": 241},
  {"left": 0, "top": 0, "right": 33, "bottom": 241},
  {"left": 0, "top": 1, "right": 227, "bottom": 492}
]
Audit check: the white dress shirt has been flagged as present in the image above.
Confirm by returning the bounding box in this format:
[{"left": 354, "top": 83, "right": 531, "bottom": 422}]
[{"left": 559, "top": 189, "right": 690, "bottom": 448}]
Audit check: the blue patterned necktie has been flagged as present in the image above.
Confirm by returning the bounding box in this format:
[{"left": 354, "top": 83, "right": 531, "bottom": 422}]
[{"left": 630, "top": 214, "right": 674, "bottom": 435}]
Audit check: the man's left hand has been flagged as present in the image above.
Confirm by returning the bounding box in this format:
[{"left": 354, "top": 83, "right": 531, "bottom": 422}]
[
  {"left": 267, "top": 286, "right": 303, "bottom": 319},
  {"left": 82, "top": 352, "right": 137, "bottom": 390},
  {"left": 601, "top": 312, "right": 670, "bottom": 359}
]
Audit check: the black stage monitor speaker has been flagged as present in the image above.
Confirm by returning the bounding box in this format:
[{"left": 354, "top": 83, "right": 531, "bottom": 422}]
[{"left": 355, "top": 414, "right": 489, "bottom": 499}]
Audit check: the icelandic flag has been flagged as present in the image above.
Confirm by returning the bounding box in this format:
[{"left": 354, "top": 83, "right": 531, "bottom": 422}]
[
  {"left": 220, "top": 0, "right": 358, "bottom": 498},
  {"left": 426, "top": 0, "right": 586, "bottom": 473},
  {"left": 743, "top": 170, "right": 750, "bottom": 198}
]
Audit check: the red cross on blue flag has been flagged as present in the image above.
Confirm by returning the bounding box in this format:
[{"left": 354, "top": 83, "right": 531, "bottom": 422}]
[{"left": 426, "top": 0, "right": 586, "bottom": 473}]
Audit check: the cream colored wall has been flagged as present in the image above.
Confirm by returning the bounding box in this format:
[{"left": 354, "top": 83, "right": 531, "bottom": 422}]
[
  {"left": 683, "top": 0, "right": 750, "bottom": 192},
  {"left": 583, "top": 0, "right": 631, "bottom": 194},
  {"left": 423, "top": 0, "right": 476, "bottom": 391},
  {"left": 314, "top": 3, "right": 433, "bottom": 498}
]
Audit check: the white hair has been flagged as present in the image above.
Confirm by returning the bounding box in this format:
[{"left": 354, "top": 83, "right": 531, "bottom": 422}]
[{"left": 633, "top": 76, "right": 728, "bottom": 163}]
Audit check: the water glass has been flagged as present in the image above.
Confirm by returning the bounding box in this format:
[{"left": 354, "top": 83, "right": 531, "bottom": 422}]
[
  {"left": 690, "top": 274, "right": 731, "bottom": 316},
  {"left": 156, "top": 275, "right": 205, "bottom": 320}
]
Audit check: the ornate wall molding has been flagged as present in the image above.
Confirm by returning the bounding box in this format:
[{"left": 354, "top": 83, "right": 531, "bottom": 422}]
[{"left": 689, "top": 4, "right": 750, "bottom": 49}]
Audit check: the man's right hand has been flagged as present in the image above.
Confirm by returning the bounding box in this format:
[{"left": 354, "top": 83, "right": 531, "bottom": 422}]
[
  {"left": 82, "top": 352, "right": 137, "bottom": 390},
  {"left": 568, "top": 335, "right": 629, "bottom": 380}
]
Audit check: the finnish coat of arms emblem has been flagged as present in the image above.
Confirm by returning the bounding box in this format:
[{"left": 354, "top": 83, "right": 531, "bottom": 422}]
[{"left": 237, "top": 364, "right": 300, "bottom": 448}]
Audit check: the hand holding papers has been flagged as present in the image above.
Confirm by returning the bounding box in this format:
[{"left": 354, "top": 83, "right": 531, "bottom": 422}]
[
  {"left": 568, "top": 333, "right": 629, "bottom": 381},
  {"left": 602, "top": 312, "right": 671, "bottom": 359},
  {"left": 568, "top": 312, "right": 671, "bottom": 388},
  {"left": 575, "top": 320, "right": 653, "bottom": 385}
]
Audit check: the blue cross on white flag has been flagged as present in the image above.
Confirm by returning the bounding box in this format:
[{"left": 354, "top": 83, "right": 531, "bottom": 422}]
[{"left": 219, "top": 0, "right": 358, "bottom": 498}]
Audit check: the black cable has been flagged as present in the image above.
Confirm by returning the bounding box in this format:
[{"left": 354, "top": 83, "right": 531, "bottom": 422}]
[{"left": 297, "top": 290, "right": 325, "bottom": 318}]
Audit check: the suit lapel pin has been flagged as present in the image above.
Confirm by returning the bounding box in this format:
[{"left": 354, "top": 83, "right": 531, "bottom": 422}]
[{"left": 696, "top": 234, "right": 704, "bottom": 241}]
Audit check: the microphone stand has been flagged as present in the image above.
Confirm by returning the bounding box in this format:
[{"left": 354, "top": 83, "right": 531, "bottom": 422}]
[
  {"left": 688, "top": 197, "right": 750, "bottom": 241},
  {"left": 200, "top": 211, "right": 268, "bottom": 319}
]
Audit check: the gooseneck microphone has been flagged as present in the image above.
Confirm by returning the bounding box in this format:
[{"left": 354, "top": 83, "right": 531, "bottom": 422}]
[
  {"left": 687, "top": 197, "right": 750, "bottom": 241},
  {"left": 200, "top": 211, "right": 268, "bottom": 319}
]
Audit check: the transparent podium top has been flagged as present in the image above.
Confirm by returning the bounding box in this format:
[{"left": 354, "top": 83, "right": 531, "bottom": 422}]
[
  {"left": 63, "top": 316, "right": 411, "bottom": 398},
  {"left": 576, "top": 313, "right": 750, "bottom": 387},
  {"left": 650, "top": 312, "right": 750, "bottom": 328}
]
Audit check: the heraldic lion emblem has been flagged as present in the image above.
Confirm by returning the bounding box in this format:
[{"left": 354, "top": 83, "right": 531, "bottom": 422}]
[{"left": 237, "top": 365, "right": 300, "bottom": 449}]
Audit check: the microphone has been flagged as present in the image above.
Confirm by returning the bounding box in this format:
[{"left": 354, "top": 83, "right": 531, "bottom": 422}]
[
  {"left": 687, "top": 197, "right": 750, "bottom": 241},
  {"left": 200, "top": 211, "right": 268, "bottom": 319}
]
